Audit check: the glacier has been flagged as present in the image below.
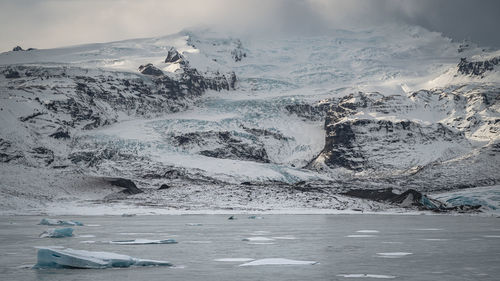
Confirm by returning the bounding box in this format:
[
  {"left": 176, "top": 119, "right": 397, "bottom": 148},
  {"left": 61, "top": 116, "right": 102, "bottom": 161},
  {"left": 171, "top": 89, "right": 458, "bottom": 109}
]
[{"left": 0, "top": 24, "right": 499, "bottom": 214}]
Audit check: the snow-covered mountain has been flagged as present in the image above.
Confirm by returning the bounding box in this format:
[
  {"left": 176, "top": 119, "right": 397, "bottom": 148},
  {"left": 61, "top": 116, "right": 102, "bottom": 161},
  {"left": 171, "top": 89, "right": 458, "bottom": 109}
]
[{"left": 0, "top": 25, "right": 498, "bottom": 214}]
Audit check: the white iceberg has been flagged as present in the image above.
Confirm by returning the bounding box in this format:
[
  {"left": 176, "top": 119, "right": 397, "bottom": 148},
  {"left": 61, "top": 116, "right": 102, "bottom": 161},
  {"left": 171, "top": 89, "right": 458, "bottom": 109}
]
[
  {"left": 109, "top": 239, "right": 177, "bottom": 245},
  {"left": 39, "top": 218, "right": 83, "bottom": 226},
  {"left": 376, "top": 252, "right": 412, "bottom": 258},
  {"left": 239, "top": 258, "right": 317, "bottom": 266},
  {"left": 337, "top": 274, "right": 396, "bottom": 278},
  {"left": 242, "top": 237, "right": 274, "bottom": 242},
  {"left": 33, "top": 247, "right": 172, "bottom": 269},
  {"left": 39, "top": 228, "right": 74, "bottom": 238}
]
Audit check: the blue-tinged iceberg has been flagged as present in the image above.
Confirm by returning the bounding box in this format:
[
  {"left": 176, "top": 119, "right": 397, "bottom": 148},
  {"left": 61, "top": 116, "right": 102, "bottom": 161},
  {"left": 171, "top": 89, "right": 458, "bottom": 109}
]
[
  {"left": 109, "top": 239, "right": 177, "bottom": 245},
  {"left": 39, "top": 218, "right": 83, "bottom": 226},
  {"left": 39, "top": 228, "right": 73, "bottom": 238},
  {"left": 33, "top": 247, "right": 172, "bottom": 269}
]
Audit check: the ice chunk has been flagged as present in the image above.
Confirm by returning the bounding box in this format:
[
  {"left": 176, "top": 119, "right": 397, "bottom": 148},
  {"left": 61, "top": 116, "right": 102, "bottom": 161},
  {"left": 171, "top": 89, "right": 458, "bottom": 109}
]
[
  {"left": 346, "top": 235, "right": 376, "bottom": 238},
  {"left": 109, "top": 239, "right": 177, "bottom": 245},
  {"left": 376, "top": 252, "right": 412, "bottom": 258},
  {"left": 337, "top": 274, "right": 396, "bottom": 278},
  {"left": 356, "top": 230, "right": 379, "bottom": 233},
  {"left": 239, "top": 258, "right": 317, "bottom": 266},
  {"left": 214, "top": 258, "right": 255, "bottom": 262},
  {"left": 39, "top": 228, "right": 74, "bottom": 238},
  {"left": 39, "top": 218, "right": 83, "bottom": 226},
  {"left": 228, "top": 216, "right": 236, "bottom": 220},
  {"left": 186, "top": 223, "right": 203, "bottom": 226},
  {"left": 121, "top": 213, "right": 136, "bottom": 217},
  {"left": 78, "top": 235, "right": 95, "bottom": 238},
  {"left": 272, "top": 236, "right": 297, "bottom": 240},
  {"left": 242, "top": 237, "right": 274, "bottom": 242},
  {"left": 248, "top": 216, "right": 264, "bottom": 219},
  {"left": 33, "top": 247, "right": 172, "bottom": 269}
]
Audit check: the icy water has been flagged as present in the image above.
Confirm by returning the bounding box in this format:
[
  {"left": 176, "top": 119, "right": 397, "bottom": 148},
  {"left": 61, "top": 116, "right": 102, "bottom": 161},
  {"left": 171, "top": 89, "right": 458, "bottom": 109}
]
[{"left": 1, "top": 214, "right": 500, "bottom": 281}]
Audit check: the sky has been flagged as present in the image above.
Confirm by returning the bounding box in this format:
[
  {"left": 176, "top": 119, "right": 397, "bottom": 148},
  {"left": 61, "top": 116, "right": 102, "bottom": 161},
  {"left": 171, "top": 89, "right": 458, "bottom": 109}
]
[{"left": 0, "top": 0, "right": 499, "bottom": 52}]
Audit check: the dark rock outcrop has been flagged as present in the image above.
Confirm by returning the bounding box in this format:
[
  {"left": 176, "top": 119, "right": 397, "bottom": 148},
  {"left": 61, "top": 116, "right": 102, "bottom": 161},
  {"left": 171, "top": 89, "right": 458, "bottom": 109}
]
[
  {"left": 165, "top": 47, "right": 184, "bottom": 64},
  {"left": 104, "top": 177, "right": 142, "bottom": 194},
  {"left": 138, "top": 63, "right": 164, "bottom": 76},
  {"left": 12, "top": 46, "right": 23, "bottom": 51},
  {"left": 4, "top": 69, "right": 20, "bottom": 79},
  {"left": 344, "top": 188, "right": 481, "bottom": 212},
  {"left": 458, "top": 57, "right": 499, "bottom": 76}
]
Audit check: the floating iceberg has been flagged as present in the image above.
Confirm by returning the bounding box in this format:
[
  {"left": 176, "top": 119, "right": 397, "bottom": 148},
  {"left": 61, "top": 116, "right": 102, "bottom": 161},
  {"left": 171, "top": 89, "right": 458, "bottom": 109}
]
[
  {"left": 337, "top": 274, "right": 396, "bottom": 279},
  {"left": 39, "top": 218, "right": 83, "bottom": 226},
  {"left": 376, "top": 252, "right": 412, "bottom": 258},
  {"left": 239, "top": 258, "right": 318, "bottom": 266},
  {"left": 248, "top": 216, "right": 264, "bottom": 219},
  {"left": 242, "top": 237, "right": 274, "bottom": 242},
  {"left": 33, "top": 247, "right": 172, "bottom": 269},
  {"left": 121, "top": 213, "right": 136, "bottom": 217},
  {"left": 39, "top": 228, "right": 74, "bottom": 238},
  {"left": 109, "top": 239, "right": 177, "bottom": 245}
]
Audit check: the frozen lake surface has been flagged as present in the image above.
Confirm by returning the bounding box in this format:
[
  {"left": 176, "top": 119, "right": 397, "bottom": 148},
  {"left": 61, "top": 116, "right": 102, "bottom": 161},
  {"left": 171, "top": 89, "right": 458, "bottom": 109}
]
[{"left": 1, "top": 214, "right": 499, "bottom": 280}]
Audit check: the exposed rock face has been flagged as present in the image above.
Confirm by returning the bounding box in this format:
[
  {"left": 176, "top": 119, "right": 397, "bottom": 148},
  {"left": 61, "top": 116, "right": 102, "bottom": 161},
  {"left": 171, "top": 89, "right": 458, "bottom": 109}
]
[
  {"left": 231, "top": 39, "right": 247, "bottom": 62},
  {"left": 4, "top": 69, "right": 20, "bottom": 78},
  {"left": 309, "top": 86, "right": 500, "bottom": 190},
  {"left": 0, "top": 65, "right": 236, "bottom": 169},
  {"left": 285, "top": 101, "right": 330, "bottom": 121},
  {"left": 165, "top": 47, "right": 184, "bottom": 64},
  {"left": 12, "top": 46, "right": 23, "bottom": 51},
  {"left": 169, "top": 130, "right": 271, "bottom": 163},
  {"left": 138, "top": 63, "right": 164, "bottom": 76},
  {"left": 458, "top": 57, "right": 499, "bottom": 76}
]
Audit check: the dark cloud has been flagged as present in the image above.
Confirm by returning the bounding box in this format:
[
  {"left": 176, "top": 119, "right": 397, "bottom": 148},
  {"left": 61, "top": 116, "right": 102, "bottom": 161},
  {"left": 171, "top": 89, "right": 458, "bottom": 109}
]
[{"left": 0, "top": 0, "right": 498, "bottom": 51}]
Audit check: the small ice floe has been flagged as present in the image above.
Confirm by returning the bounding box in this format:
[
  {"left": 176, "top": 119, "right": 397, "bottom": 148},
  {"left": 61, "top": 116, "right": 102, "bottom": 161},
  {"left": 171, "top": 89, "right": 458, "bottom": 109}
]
[
  {"left": 248, "top": 216, "right": 264, "bottom": 219},
  {"left": 86, "top": 224, "right": 101, "bottom": 227},
  {"left": 39, "top": 218, "right": 83, "bottom": 226},
  {"left": 118, "top": 232, "right": 155, "bottom": 236},
  {"left": 39, "top": 228, "right": 73, "bottom": 238},
  {"left": 376, "top": 252, "right": 412, "bottom": 258},
  {"left": 228, "top": 216, "right": 236, "bottom": 220},
  {"left": 242, "top": 237, "right": 274, "bottom": 242},
  {"left": 239, "top": 258, "right": 317, "bottom": 266},
  {"left": 356, "top": 230, "right": 379, "bottom": 233},
  {"left": 414, "top": 228, "right": 443, "bottom": 231},
  {"left": 78, "top": 235, "right": 95, "bottom": 238},
  {"left": 80, "top": 241, "right": 95, "bottom": 244},
  {"left": 250, "top": 231, "right": 271, "bottom": 235},
  {"left": 272, "top": 236, "right": 297, "bottom": 240},
  {"left": 419, "top": 238, "right": 448, "bottom": 241},
  {"left": 186, "top": 223, "right": 203, "bottom": 226},
  {"left": 214, "top": 258, "right": 255, "bottom": 262},
  {"left": 33, "top": 247, "right": 172, "bottom": 269},
  {"left": 247, "top": 242, "right": 275, "bottom": 245},
  {"left": 337, "top": 274, "right": 396, "bottom": 278},
  {"left": 483, "top": 235, "right": 500, "bottom": 238},
  {"left": 109, "top": 239, "right": 177, "bottom": 245},
  {"left": 346, "top": 235, "right": 376, "bottom": 238},
  {"left": 121, "top": 213, "right": 136, "bottom": 217}
]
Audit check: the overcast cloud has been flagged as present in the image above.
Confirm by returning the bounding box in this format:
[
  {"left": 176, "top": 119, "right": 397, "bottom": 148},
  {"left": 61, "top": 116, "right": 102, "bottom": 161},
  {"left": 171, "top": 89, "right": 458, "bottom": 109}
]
[{"left": 0, "top": 0, "right": 499, "bottom": 52}]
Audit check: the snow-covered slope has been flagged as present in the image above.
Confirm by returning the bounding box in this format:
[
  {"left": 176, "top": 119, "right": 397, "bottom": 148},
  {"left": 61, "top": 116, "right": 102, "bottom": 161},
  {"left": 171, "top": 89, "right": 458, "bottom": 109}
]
[{"left": 0, "top": 24, "right": 498, "bottom": 214}]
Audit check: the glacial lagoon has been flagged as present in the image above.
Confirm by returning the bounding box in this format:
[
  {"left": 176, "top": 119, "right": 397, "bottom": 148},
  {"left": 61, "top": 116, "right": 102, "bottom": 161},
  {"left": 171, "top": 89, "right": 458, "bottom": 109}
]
[{"left": 1, "top": 214, "right": 499, "bottom": 280}]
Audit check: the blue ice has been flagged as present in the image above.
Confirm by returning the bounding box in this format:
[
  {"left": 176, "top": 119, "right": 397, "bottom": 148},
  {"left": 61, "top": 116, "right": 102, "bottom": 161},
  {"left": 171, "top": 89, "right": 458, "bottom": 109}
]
[
  {"left": 39, "top": 218, "right": 84, "bottom": 226},
  {"left": 39, "top": 228, "right": 74, "bottom": 238}
]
